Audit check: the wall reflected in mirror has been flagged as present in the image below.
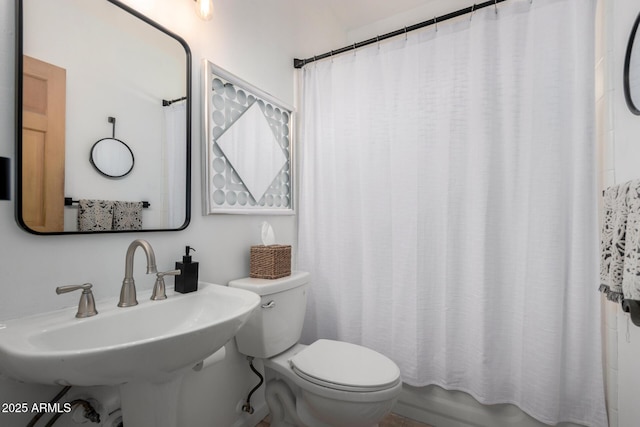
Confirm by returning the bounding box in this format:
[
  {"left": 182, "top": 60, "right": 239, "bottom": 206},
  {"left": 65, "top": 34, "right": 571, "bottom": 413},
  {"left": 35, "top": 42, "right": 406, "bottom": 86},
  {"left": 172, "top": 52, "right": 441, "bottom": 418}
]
[{"left": 17, "top": 0, "right": 191, "bottom": 233}]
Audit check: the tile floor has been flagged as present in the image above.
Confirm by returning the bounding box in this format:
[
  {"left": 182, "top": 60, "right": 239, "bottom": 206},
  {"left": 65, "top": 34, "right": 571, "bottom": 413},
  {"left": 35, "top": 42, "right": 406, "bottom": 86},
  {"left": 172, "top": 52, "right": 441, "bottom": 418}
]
[{"left": 256, "top": 412, "right": 433, "bottom": 427}]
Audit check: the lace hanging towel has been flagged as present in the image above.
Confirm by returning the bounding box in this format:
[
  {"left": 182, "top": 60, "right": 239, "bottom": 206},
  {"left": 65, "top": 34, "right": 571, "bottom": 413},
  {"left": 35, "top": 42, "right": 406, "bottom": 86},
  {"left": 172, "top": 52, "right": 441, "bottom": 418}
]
[
  {"left": 623, "top": 181, "right": 640, "bottom": 301},
  {"left": 600, "top": 185, "right": 619, "bottom": 297},
  {"left": 606, "top": 181, "right": 632, "bottom": 302}
]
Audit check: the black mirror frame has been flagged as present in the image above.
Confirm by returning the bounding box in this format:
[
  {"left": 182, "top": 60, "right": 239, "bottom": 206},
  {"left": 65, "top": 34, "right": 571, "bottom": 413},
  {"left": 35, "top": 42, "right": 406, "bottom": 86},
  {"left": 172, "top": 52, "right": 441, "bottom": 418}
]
[
  {"left": 624, "top": 11, "right": 640, "bottom": 115},
  {"left": 14, "top": 0, "right": 192, "bottom": 235}
]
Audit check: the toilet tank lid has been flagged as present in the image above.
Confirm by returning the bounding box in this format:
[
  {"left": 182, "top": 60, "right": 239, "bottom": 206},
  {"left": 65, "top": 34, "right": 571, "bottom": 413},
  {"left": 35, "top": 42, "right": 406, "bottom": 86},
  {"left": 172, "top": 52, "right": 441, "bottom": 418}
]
[{"left": 228, "top": 271, "right": 309, "bottom": 296}]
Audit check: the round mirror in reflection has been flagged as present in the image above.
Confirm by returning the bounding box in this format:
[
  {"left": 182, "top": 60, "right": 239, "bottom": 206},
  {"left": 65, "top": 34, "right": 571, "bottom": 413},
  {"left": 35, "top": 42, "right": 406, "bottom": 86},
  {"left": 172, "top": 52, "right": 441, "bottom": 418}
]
[
  {"left": 89, "top": 138, "right": 134, "bottom": 178},
  {"left": 624, "top": 11, "right": 640, "bottom": 115}
]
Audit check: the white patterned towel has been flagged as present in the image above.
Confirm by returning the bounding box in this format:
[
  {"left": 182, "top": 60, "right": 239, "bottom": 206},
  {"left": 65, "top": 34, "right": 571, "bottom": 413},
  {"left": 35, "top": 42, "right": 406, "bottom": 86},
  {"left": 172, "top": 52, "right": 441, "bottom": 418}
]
[
  {"left": 113, "top": 201, "right": 143, "bottom": 230},
  {"left": 624, "top": 181, "right": 640, "bottom": 301},
  {"left": 77, "top": 199, "right": 114, "bottom": 231},
  {"left": 603, "top": 182, "right": 632, "bottom": 302},
  {"left": 600, "top": 185, "right": 619, "bottom": 298}
]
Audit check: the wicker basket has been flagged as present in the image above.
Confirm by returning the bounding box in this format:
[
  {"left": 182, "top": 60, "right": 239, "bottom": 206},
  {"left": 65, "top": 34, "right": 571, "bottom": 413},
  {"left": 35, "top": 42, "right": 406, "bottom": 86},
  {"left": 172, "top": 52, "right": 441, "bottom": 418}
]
[{"left": 250, "top": 245, "right": 292, "bottom": 279}]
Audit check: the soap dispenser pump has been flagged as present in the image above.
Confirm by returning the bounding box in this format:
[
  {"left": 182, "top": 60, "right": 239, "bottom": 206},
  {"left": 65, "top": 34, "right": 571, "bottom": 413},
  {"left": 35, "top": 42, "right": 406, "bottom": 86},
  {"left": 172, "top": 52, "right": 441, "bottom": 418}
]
[{"left": 175, "top": 246, "right": 199, "bottom": 293}]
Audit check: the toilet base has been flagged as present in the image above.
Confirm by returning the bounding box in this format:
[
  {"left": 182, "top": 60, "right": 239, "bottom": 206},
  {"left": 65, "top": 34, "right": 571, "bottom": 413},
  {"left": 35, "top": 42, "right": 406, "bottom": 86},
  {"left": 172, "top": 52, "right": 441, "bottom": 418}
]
[
  {"left": 262, "top": 344, "right": 401, "bottom": 427},
  {"left": 265, "top": 378, "right": 387, "bottom": 427}
]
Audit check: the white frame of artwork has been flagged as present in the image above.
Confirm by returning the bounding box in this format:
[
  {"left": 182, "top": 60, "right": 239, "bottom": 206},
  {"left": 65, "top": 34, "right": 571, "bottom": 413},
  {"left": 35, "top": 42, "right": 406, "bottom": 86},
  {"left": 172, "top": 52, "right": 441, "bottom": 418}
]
[{"left": 202, "top": 60, "right": 295, "bottom": 215}]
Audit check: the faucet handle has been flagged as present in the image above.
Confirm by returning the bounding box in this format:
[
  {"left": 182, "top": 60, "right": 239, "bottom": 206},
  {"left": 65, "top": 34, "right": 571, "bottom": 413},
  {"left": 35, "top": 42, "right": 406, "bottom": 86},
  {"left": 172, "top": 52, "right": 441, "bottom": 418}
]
[
  {"left": 151, "top": 270, "right": 181, "bottom": 301},
  {"left": 56, "top": 283, "right": 98, "bottom": 318}
]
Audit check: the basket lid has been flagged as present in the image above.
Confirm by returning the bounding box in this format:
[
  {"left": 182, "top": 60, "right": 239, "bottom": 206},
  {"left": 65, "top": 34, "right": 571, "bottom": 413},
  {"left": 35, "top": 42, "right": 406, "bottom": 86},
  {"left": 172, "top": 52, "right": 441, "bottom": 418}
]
[{"left": 228, "top": 271, "right": 309, "bottom": 296}]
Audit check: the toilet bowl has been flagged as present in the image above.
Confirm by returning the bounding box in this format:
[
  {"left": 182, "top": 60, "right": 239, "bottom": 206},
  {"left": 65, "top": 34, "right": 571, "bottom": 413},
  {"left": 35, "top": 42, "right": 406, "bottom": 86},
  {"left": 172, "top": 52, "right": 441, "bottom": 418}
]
[{"left": 229, "top": 272, "right": 402, "bottom": 427}]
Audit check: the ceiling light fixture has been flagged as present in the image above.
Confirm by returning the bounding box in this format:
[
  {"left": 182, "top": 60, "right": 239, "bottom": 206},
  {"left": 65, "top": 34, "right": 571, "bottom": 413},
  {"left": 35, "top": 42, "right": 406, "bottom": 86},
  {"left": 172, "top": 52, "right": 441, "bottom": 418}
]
[{"left": 194, "top": 0, "right": 213, "bottom": 21}]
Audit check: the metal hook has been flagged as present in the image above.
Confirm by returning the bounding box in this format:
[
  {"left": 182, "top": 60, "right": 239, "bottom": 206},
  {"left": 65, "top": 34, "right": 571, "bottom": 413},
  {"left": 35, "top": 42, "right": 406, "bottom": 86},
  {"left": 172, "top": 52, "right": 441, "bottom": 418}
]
[
  {"left": 404, "top": 26, "right": 408, "bottom": 41},
  {"left": 377, "top": 35, "right": 380, "bottom": 49},
  {"left": 434, "top": 16, "right": 438, "bottom": 32},
  {"left": 353, "top": 42, "right": 357, "bottom": 56},
  {"left": 470, "top": 4, "right": 475, "bottom": 21},
  {"left": 494, "top": 0, "right": 498, "bottom": 14},
  {"left": 330, "top": 50, "right": 333, "bottom": 62},
  {"left": 108, "top": 116, "right": 116, "bottom": 138}
]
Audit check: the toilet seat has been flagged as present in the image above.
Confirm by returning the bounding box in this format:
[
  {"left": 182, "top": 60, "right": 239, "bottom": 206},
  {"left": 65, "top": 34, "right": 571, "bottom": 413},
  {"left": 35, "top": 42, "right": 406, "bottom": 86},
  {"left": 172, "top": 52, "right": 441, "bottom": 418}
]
[{"left": 288, "top": 339, "right": 400, "bottom": 392}]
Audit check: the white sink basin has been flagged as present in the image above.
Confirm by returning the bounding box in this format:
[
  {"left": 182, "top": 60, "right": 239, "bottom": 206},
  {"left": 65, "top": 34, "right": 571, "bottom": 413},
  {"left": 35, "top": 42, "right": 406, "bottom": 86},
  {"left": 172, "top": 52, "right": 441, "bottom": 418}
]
[{"left": 0, "top": 282, "right": 260, "bottom": 386}]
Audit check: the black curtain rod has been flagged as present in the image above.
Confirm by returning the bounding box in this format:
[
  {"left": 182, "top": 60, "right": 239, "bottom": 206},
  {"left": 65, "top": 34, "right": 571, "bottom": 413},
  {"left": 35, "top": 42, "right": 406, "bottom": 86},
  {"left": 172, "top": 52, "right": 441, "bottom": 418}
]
[
  {"left": 293, "top": 0, "right": 509, "bottom": 69},
  {"left": 162, "top": 96, "right": 187, "bottom": 106}
]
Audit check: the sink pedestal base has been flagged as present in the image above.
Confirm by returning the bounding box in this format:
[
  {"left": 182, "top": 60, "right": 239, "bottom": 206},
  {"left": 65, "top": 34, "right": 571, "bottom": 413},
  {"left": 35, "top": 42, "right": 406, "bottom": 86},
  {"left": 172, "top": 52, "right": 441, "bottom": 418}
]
[{"left": 119, "top": 375, "right": 184, "bottom": 427}]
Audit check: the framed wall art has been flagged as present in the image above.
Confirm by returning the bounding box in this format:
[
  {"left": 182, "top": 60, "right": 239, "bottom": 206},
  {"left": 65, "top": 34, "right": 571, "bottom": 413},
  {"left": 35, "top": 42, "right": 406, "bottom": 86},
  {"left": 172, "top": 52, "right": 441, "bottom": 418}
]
[{"left": 202, "top": 60, "right": 294, "bottom": 214}]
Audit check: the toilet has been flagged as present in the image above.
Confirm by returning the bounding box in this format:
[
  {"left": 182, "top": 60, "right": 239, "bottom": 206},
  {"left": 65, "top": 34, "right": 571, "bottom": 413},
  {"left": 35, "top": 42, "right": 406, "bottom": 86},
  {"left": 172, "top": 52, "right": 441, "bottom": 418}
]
[{"left": 229, "top": 271, "right": 402, "bottom": 427}]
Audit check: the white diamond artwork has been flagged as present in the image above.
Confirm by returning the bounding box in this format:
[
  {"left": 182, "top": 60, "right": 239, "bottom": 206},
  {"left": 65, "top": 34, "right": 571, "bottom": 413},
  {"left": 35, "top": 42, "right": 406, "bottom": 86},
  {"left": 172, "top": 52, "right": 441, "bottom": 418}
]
[{"left": 216, "top": 103, "right": 287, "bottom": 202}]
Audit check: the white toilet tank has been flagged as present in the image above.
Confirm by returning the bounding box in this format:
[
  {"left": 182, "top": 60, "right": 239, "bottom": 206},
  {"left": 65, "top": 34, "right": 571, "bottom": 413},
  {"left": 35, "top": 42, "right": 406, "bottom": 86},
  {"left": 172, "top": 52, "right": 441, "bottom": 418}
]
[{"left": 229, "top": 271, "right": 309, "bottom": 358}]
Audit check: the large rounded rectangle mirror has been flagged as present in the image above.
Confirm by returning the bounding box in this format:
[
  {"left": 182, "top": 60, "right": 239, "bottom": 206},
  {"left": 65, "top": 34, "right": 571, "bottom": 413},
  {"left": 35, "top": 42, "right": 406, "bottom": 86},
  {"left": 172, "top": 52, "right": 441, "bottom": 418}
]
[{"left": 15, "top": 0, "right": 191, "bottom": 234}]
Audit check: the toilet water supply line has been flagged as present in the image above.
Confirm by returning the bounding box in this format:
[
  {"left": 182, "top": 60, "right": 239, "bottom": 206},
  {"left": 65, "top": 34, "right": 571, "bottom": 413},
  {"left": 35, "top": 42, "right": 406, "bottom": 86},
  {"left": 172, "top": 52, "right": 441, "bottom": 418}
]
[{"left": 242, "top": 356, "right": 264, "bottom": 414}]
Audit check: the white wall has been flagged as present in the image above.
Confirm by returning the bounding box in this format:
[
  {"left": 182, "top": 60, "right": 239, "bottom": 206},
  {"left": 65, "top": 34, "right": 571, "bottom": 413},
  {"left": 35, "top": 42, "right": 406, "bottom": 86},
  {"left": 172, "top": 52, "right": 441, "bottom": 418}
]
[
  {"left": 604, "top": 0, "right": 640, "bottom": 425},
  {"left": 595, "top": 0, "right": 618, "bottom": 424},
  {"left": 0, "top": 0, "right": 345, "bottom": 425},
  {"left": 346, "top": 0, "right": 474, "bottom": 43}
]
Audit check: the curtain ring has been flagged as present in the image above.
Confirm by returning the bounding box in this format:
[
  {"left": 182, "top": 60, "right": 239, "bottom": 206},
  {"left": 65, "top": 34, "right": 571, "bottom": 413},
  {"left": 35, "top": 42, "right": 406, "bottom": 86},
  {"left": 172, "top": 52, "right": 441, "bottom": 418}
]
[
  {"left": 434, "top": 16, "right": 438, "bottom": 32},
  {"left": 470, "top": 4, "right": 475, "bottom": 21},
  {"left": 494, "top": 0, "right": 498, "bottom": 14},
  {"left": 404, "top": 26, "right": 408, "bottom": 41},
  {"left": 377, "top": 35, "right": 380, "bottom": 49},
  {"left": 330, "top": 50, "right": 333, "bottom": 62},
  {"left": 353, "top": 42, "right": 357, "bottom": 56}
]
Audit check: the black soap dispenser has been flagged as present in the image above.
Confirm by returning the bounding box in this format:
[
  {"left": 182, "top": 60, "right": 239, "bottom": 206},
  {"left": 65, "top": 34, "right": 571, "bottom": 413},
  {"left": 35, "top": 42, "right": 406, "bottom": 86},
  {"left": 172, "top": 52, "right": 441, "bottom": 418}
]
[{"left": 175, "top": 246, "right": 199, "bottom": 293}]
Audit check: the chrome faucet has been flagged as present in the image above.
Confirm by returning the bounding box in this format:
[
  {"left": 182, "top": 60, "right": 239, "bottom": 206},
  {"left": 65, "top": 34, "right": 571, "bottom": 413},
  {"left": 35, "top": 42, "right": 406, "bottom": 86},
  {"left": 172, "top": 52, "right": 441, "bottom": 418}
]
[{"left": 118, "top": 239, "right": 158, "bottom": 307}]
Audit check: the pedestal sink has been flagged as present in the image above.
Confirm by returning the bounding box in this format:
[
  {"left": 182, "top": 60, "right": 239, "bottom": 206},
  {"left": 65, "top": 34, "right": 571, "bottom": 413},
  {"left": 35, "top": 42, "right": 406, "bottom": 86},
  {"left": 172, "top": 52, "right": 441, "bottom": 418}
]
[{"left": 0, "top": 282, "right": 260, "bottom": 427}]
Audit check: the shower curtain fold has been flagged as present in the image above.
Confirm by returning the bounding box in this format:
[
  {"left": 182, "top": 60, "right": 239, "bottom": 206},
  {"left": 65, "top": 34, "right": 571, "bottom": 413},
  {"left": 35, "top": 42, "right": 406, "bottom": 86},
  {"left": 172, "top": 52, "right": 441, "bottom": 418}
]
[{"left": 297, "top": 1, "right": 606, "bottom": 426}]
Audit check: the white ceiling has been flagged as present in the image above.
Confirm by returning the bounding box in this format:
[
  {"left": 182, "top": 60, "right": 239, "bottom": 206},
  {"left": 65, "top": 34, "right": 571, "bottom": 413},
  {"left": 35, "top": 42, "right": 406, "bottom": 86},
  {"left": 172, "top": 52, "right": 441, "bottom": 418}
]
[{"left": 318, "top": 0, "right": 441, "bottom": 32}]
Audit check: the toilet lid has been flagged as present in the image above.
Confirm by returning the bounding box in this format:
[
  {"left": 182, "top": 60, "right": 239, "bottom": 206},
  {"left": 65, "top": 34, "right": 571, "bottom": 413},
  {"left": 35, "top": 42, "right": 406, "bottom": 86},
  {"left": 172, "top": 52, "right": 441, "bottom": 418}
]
[{"left": 289, "top": 339, "right": 400, "bottom": 392}]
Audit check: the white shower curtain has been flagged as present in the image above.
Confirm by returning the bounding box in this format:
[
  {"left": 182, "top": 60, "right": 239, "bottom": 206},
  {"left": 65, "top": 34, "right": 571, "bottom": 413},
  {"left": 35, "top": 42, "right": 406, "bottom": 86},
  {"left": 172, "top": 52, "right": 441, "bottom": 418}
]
[
  {"left": 297, "top": 1, "right": 606, "bottom": 426},
  {"left": 163, "top": 101, "right": 187, "bottom": 228}
]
